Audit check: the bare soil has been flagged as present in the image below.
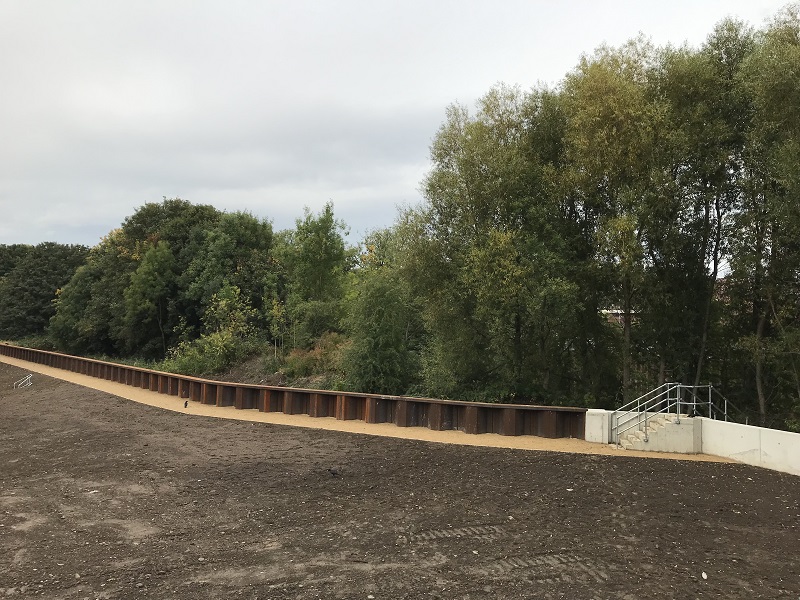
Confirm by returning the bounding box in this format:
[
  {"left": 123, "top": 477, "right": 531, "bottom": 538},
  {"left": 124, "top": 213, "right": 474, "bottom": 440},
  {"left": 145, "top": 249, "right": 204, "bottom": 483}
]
[{"left": 0, "top": 362, "right": 798, "bottom": 599}]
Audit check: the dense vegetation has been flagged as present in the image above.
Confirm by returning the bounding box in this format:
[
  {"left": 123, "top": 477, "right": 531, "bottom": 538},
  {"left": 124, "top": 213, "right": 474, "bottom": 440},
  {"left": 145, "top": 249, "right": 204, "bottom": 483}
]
[{"left": 1, "top": 9, "right": 799, "bottom": 429}]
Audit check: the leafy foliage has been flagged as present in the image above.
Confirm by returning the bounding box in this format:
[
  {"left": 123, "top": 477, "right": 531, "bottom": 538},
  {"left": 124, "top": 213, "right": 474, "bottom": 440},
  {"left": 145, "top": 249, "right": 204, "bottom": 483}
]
[
  {"left": 4, "top": 6, "right": 799, "bottom": 428},
  {"left": 281, "top": 203, "right": 351, "bottom": 347},
  {"left": 0, "top": 243, "right": 88, "bottom": 339},
  {"left": 341, "top": 229, "right": 423, "bottom": 395},
  {"left": 162, "top": 283, "right": 259, "bottom": 375}
]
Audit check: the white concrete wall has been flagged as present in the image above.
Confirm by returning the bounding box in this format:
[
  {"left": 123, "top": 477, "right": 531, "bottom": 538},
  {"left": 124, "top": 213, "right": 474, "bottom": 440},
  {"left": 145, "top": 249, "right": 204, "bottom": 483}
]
[
  {"left": 585, "top": 410, "right": 800, "bottom": 476},
  {"left": 647, "top": 417, "right": 702, "bottom": 454},
  {"left": 591, "top": 409, "right": 687, "bottom": 444},
  {"left": 585, "top": 409, "right": 611, "bottom": 444},
  {"left": 700, "top": 418, "right": 800, "bottom": 477}
]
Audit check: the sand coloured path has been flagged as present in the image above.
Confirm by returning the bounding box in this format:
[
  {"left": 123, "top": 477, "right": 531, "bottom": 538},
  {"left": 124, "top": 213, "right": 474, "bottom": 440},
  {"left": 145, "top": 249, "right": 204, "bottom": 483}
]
[{"left": 0, "top": 354, "right": 731, "bottom": 463}]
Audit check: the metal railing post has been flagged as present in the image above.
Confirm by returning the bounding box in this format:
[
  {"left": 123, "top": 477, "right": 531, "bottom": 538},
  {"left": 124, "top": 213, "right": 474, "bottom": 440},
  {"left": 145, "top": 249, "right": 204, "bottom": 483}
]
[
  {"left": 636, "top": 395, "right": 641, "bottom": 440},
  {"left": 673, "top": 384, "right": 678, "bottom": 420},
  {"left": 711, "top": 385, "right": 715, "bottom": 419}
]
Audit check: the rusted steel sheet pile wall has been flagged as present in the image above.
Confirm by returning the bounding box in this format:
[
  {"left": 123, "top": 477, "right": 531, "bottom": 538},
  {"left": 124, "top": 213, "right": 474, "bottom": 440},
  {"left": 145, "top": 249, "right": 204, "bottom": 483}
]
[{"left": 0, "top": 344, "right": 586, "bottom": 439}]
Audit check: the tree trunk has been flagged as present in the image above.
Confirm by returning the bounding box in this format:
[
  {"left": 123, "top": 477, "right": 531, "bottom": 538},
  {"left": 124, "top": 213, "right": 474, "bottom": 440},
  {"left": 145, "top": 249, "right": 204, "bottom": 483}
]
[
  {"left": 157, "top": 299, "right": 167, "bottom": 356},
  {"left": 513, "top": 308, "right": 523, "bottom": 395},
  {"left": 769, "top": 296, "right": 800, "bottom": 405},
  {"left": 693, "top": 194, "right": 722, "bottom": 389},
  {"left": 755, "top": 312, "right": 767, "bottom": 427},
  {"left": 622, "top": 275, "right": 632, "bottom": 403}
]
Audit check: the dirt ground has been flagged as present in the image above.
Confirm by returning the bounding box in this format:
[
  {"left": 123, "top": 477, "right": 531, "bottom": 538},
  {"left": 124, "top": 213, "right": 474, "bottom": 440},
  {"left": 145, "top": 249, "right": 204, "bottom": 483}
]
[{"left": 0, "top": 362, "right": 798, "bottom": 599}]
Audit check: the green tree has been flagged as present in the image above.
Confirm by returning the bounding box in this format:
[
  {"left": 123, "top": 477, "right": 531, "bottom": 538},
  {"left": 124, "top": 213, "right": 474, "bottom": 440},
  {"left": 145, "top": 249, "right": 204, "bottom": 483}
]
[
  {"left": 406, "top": 85, "right": 588, "bottom": 403},
  {"left": 342, "top": 229, "right": 423, "bottom": 395},
  {"left": 657, "top": 21, "right": 755, "bottom": 389},
  {"left": 163, "top": 282, "right": 258, "bottom": 375},
  {"left": 723, "top": 7, "right": 800, "bottom": 426},
  {"left": 284, "top": 202, "right": 351, "bottom": 347},
  {"left": 123, "top": 241, "right": 177, "bottom": 357},
  {"left": 49, "top": 230, "right": 135, "bottom": 354},
  {"left": 0, "top": 244, "right": 32, "bottom": 277},
  {"left": 122, "top": 198, "right": 220, "bottom": 343},
  {"left": 181, "top": 211, "right": 274, "bottom": 336},
  {"left": 50, "top": 199, "right": 222, "bottom": 357},
  {"left": 561, "top": 39, "right": 666, "bottom": 401},
  {"left": 0, "top": 243, "right": 88, "bottom": 340}
]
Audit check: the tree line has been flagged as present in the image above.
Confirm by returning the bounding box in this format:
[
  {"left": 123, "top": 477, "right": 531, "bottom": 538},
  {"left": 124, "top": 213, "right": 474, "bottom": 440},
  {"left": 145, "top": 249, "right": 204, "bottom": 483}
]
[{"left": 1, "top": 8, "right": 798, "bottom": 430}]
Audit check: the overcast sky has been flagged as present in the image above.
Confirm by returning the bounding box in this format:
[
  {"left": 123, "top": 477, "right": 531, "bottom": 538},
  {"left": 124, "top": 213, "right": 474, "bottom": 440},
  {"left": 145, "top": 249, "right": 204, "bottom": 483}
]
[{"left": 0, "top": 1, "right": 788, "bottom": 247}]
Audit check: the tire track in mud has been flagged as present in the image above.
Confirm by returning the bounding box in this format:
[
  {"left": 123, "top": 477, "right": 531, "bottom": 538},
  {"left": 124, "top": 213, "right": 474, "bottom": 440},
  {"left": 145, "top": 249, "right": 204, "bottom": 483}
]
[
  {"left": 409, "top": 524, "right": 507, "bottom": 542},
  {"left": 471, "top": 552, "right": 610, "bottom": 583}
]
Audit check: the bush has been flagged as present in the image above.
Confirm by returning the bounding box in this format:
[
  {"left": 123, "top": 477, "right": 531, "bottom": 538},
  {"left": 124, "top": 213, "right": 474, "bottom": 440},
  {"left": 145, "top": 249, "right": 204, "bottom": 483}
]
[
  {"left": 282, "top": 332, "right": 349, "bottom": 387},
  {"left": 161, "top": 330, "right": 261, "bottom": 376}
]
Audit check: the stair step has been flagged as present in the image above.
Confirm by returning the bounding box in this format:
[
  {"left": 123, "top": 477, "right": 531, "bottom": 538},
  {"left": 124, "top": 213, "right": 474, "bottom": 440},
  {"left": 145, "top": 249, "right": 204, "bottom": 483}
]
[{"left": 615, "top": 410, "right": 695, "bottom": 451}]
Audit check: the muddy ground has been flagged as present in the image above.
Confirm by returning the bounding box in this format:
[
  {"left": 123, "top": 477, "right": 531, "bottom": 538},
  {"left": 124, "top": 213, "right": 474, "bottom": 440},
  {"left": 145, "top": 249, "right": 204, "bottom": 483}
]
[{"left": 0, "top": 362, "right": 798, "bottom": 599}]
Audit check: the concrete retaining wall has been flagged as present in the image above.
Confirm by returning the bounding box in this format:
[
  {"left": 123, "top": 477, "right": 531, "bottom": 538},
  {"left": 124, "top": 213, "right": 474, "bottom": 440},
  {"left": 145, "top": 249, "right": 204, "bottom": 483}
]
[
  {"left": 585, "top": 409, "right": 611, "bottom": 444},
  {"left": 643, "top": 416, "right": 702, "bottom": 454},
  {"left": 589, "top": 407, "right": 799, "bottom": 476},
  {"left": 700, "top": 418, "right": 800, "bottom": 476}
]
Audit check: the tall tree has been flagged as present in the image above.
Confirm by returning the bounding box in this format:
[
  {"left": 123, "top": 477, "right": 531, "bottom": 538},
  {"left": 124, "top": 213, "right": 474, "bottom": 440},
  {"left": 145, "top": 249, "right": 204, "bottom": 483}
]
[
  {"left": 677, "top": 20, "right": 754, "bottom": 390},
  {"left": 123, "top": 240, "right": 177, "bottom": 357},
  {"left": 725, "top": 7, "right": 800, "bottom": 425},
  {"left": 0, "top": 245, "right": 32, "bottom": 277},
  {"left": 50, "top": 199, "right": 220, "bottom": 356},
  {"left": 283, "top": 202, "right": 350, "bottom": 347},
  {"left": 407, "top": 85, "right": 588, "bottom": 403},
  {"left": 181, "top": 211, "right": 274, "bottom": 338},
  {"left": 0, "top": 243, "right": 88, "bottom": 340},
  {"left": 342, "top": 228, "right": 423, "bottom": 395},
  {"left": 49, "top": 230, "right": 135, "bottom": 355},
  {"left": 561, "top": 39, "right": 666, "bottom": 401}
]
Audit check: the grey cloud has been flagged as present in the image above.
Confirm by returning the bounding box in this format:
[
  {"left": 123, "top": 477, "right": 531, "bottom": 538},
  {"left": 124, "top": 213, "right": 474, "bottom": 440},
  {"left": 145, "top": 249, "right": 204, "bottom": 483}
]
[{"left": 0, "top": 0, "right": 786, "bottom": 246}]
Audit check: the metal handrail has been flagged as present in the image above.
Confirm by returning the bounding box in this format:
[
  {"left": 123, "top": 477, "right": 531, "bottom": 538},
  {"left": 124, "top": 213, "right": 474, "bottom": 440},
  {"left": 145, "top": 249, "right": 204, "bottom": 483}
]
[
  {"left": 612, "top": 382, "right": 750, "bottom": 448},
  {"left": 612, "top": 382, "right": 683, "bottom": 447},
  {"left": 13, "top": 374, "right": 32, "bottom": 389},
  {"left": 680, "top": 384, "right": 749, "bottom": 424},
  {"left": 614, "top": 397, "right": 680, "bottom": 442},
  {"left": 614, "top": 382, "right": 676, "bottom": 414}
]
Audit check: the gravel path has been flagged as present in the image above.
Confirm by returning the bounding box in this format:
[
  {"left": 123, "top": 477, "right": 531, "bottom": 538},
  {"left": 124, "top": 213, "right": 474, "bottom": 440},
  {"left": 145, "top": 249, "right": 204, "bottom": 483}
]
[{"left": 0, "top": 355, "right": 728, "bottom": 462}]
